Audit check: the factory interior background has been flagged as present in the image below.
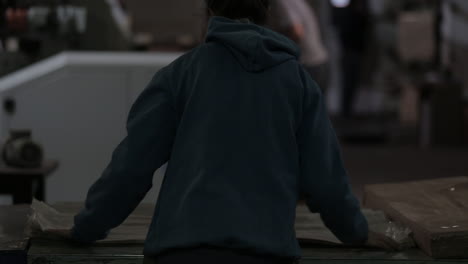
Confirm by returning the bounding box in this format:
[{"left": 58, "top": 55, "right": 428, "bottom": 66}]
[
  {"left": 1, "top": 0, "right": 467, "bottom": 204},
  {"left": 0, "top": 0, "right": 467, "bottom": 245},
  {"left": 0, "top": 0, "right": 468, "bottom": 262}
]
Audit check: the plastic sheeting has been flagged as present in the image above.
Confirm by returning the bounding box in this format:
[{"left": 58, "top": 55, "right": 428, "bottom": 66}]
[{"left": 27, "top": 199, "right": 414, "bottom": 249}]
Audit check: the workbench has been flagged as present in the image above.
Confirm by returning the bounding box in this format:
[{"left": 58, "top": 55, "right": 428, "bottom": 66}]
[
  {"left": 2, "top": 205, "right": 467, "bottom": 264},
  {"left": 26, "top": 239, "right": 466, "bottom": 264},
  {"left": 0, "top": 160, "right": 59, "bottom": 204}
]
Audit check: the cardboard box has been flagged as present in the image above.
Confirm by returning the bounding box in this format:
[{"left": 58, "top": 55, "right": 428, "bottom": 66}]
[
  {"left": 364, "top": 177, "right": 468, "bottom": 259},
  {"left": 398, "top": 10, "right": 436, "bottom": 63}
]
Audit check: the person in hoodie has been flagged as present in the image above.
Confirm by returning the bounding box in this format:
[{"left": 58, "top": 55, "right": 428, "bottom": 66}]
[{"left": 70, "top": 0, "right": 392, "bottom": 263}]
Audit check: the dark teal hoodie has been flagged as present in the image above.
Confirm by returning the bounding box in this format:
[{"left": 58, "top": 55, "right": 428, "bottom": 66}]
[{"left": 72, "top": 16, "right": 368, "bottom": 259}]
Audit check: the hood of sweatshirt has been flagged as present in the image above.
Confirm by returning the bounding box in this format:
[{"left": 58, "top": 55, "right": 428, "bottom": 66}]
[{"left": 206, "top": 16, "right": 300, "bottom": 72}]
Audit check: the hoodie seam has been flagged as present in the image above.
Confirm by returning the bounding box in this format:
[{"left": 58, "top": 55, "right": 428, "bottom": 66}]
[
  {"left": 213, "top": 41, "right": 298, "bottom": 73},
  {"left": 205, "top": 17, "right": 300, "bottom": 73}
]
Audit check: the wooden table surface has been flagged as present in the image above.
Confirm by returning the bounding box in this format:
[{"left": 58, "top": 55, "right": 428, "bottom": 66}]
[
  {"left": 2, "top": 203, "right": 467, "bottom": 264},
  {"left": 27, "top": 239, "right": 467, "bottom": 264}
]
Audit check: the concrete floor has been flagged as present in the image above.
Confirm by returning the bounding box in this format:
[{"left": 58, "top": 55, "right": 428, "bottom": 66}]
[{"left": 341, "top": 145, "right": 468, "bottom": 200}]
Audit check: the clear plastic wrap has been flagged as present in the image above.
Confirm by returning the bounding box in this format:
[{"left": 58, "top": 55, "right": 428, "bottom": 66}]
[
  {"left": 26, "top": 199, "right": 151, "bottom": 243},
  {"left": 25, "top": 199, "right": 73, "bottom": 240},
  {"left": 364, "top": 209, "right": 415, "bottom": 250},
  {"left": 296, "top": 204, "right": 415, "bottom": 250}
]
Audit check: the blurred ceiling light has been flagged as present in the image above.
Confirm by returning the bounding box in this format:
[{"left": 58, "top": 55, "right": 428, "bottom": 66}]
[{"left": 331, "top": 0, "right": 351, "bottom": 8}]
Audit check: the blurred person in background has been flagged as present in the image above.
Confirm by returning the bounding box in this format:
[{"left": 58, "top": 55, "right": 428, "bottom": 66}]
[
  {"left": 269, "top": 0, "right": 330, "bottom": 93},
  {"left": 331, "top": 0, "right": 370, "bottom": 118},
  {"left": 69, "top": 0, "right": 393, "bottom": 263}
]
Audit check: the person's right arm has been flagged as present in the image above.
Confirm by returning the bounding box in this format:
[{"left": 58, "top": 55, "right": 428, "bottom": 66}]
[{"left": 296, "top": 68, "right": 368, "bottom": 245}]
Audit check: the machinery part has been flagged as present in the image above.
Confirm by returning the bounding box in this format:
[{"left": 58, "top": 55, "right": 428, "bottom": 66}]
[{"left": 2, "top": 130, "right": 43, "bottom": 168}]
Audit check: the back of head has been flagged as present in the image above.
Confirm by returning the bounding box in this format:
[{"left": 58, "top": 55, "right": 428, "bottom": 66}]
[{"left": 205, "top": 0, "right": 270, "bottom": 25}]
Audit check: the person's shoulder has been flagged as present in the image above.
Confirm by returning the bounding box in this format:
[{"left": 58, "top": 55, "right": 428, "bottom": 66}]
[
  {"left": 295, "top": 64, "right": 321, "bottom": 97},
  {"left": 162, "top": 44, "right": 208, "bottom": 72},
  {"left": 164, "top": 46, "right": 197, "bottom": 67}
]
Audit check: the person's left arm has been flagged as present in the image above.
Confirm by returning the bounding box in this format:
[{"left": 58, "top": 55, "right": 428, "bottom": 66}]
[{"left": 71, "top": 68, "right": 178, "bottom": 243}]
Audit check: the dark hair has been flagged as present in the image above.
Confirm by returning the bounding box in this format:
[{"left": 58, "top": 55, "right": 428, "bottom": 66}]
[{"left": 205, "top": 0, "right": 270, "bottom": 24}]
